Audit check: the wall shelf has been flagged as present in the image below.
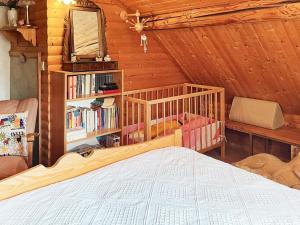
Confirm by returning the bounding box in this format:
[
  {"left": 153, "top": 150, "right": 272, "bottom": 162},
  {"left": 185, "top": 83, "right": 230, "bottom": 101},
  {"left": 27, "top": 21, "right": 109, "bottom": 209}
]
[{"left": 0, "top": 26, "right": 37, "bottom": 46}]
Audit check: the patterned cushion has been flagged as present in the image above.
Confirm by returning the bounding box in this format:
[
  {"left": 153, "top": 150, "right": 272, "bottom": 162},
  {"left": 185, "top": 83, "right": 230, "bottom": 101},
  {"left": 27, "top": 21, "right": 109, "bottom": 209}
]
[{"left": 0, "top": 112, "right": 28, "bottom": 157}]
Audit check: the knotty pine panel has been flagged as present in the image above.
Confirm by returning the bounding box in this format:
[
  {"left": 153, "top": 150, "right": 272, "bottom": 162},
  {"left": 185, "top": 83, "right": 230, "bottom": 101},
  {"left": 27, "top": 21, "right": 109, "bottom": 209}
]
[{"left": 154, "top": 20, "right": 300, "bottom": 127}]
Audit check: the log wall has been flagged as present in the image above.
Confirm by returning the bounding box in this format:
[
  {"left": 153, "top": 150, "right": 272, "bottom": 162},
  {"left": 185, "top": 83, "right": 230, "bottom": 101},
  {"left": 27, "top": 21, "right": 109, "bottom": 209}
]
[{"left": 40, "top": 0, "right": 188, "bottom": 164}]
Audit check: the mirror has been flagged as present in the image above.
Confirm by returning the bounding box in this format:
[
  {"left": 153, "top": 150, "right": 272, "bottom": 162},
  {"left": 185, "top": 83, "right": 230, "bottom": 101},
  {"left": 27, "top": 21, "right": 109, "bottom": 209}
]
[{"left": 70, "top": 7, "right": 106, "bottom": 60}]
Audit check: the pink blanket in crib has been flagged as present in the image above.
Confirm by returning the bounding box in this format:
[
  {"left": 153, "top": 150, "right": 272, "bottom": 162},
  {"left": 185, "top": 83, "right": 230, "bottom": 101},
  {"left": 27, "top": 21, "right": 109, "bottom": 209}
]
[{"left": 181, "top": 116, "right": 220, "bottom": 150}]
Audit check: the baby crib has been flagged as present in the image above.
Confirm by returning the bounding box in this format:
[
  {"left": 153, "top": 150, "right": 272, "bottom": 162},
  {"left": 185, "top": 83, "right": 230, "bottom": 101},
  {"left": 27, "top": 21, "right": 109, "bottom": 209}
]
[{"left": 123, "top": 83, "right": 225, "bottom": 157}]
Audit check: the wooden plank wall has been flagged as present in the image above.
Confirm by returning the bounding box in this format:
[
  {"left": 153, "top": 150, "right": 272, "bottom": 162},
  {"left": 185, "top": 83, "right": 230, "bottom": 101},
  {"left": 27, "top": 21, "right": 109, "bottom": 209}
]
[
  {"left": 30, "top": 1, "right": 49, "bottom": 164},
  {"left": 154, "top": 21, "right": 300, "bottom": 127},
  {"left": 37, "top": 0, "right": 188, "bottom": 165},
  {"left": 113, "top": 0, "right": 300, "bottom": 128}
]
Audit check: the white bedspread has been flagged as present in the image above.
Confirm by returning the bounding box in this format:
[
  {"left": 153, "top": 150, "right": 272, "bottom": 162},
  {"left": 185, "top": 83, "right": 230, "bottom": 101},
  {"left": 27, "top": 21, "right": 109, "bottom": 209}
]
[{"left": 1, "top": 147, "right": 300, "bottom": 225}]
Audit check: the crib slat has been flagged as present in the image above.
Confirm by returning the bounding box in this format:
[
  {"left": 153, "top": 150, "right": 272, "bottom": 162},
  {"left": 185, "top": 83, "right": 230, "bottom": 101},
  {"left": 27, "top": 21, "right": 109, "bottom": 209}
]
[
  {"left": 205, "top": 94, "right": 208, "bottom": 149},
  {"left": 156, "top": 103, "right": 159, "bottom": 137},
  {"left": 176, "top": 99, "right": 179, "bottom": 125},
  {"left": 182, "top": 98, "right": 185, "bottom": 125},
  {"left": 138, "top": 103, "right": 141, "bottom": 142},
  {"left": 214, "top": 92, "right": 218, "bottom": 143},
  {"left": 188, "top": 97, "right": 192, "bottom": 150},
  {"left": 210, "top": 93, "right": 213, "bottom": 148},
  {"left": 170, "top": 99, "right": 173, "bottom": 128},
  {"left": 132, "top": 101, "right": 135, "bottom": 142},
  {"left": 194, "top": 97, "right": 197, "bottom": 151},
  {"left": 199, "top": 95, "right": 203, "bottom": 151},
  {"left": 144, "top": 103, "right": 152, "bottom": 141},
  {"left": 163, "top": 102, "right": 166, "bottom": 136},
  {"left": 220, "top": 90, "right": 226, "bottom": 159},
  {"left": 126, "top": 100, "right": 129, "bottom": 145}
]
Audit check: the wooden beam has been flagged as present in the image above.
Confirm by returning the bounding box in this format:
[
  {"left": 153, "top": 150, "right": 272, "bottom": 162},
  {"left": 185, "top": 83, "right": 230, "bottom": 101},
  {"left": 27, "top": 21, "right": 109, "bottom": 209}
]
[{"left": 147, "top": 1, "right": 300, "bottom": 29}]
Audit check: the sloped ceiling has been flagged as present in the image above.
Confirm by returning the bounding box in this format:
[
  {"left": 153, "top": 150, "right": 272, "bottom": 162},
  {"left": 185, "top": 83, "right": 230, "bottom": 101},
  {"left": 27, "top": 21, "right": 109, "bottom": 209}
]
[
  {"left": 117, "top": 0, "right": 241, "bottom": 15},
  {"left": 113, "top": 0, "right": 300, "bottom": 119}
]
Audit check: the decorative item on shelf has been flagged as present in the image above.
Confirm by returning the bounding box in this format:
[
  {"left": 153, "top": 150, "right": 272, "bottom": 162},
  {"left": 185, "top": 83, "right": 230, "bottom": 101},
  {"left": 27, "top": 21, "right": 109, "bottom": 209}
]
[
  {"left": 58, "top": 0, "right": 76, "bottom": 5},
  {"left": 18, "top": 0, "right": 35, "bottom": 27},
  {"left": 104, "top": 55, "right": 111, "bottom": 62},
  {"left": 95, "top": 56, "right": 103, "bottom": 62},
  {"left": 18, "top": 19, "right": 25, "bottom": 26},
  {"left": 0, "top": 3, "right": 8, "bottom": 28},
  {"left": 6, "top": 0, "right": 18, "bottom": 27},
  {"left": 70, "top": 52, "right": 77, "bottom": 63}
]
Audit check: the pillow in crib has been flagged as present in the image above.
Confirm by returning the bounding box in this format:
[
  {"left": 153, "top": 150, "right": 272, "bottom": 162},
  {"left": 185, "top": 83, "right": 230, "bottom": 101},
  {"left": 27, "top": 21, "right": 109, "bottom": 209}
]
[{"left": 0, "top": 112, "right": 28, "bottom": 157}]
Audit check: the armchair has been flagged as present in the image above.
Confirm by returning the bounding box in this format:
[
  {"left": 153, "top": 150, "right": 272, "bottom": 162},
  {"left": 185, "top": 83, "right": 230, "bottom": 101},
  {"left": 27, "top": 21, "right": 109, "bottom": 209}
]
[{"left": 0, "top": 98, "right": 38, "bottom": 179}]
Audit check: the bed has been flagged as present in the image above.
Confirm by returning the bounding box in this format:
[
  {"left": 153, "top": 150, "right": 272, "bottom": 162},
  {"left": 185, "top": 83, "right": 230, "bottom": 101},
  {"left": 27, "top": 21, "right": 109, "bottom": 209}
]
[
  {"left": 123, "top": 83, "right": 226, "bottom": 158},
  {"left": 1, "top": 130, "right": 300, "bottom": 225}
]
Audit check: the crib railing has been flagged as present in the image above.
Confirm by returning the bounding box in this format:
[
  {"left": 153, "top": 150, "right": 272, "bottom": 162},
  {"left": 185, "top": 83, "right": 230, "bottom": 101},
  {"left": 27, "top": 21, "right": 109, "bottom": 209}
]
[{"left": 124, "top": 83, "right": 225, "bottom": 157}]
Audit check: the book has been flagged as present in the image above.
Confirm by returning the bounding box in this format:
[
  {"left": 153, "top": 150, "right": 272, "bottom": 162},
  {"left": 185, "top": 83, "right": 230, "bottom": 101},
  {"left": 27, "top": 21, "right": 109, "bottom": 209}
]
[
  {"left": 66, "top": 127, "right": 87, "bottom": 142},
  {"left": 67, "top": 76, "right": 73, "bottom": 99},
  {"left": 98, "top": 89, "right": 120, "bottom": 95},
  {"left": 66, "top": 101, "right": 119, "bottom": 133},
  {"left": 72, "top": 76, "right": 77, "bottom": 99},
  {"left": 85, "top": 74, "right": 91, "bottom": 96},
  {"left": 91, "top": 74, "right": 96, "bottom": 94},
  {"left": 67, "top": 74, "right": 115, "bottom": 99}
]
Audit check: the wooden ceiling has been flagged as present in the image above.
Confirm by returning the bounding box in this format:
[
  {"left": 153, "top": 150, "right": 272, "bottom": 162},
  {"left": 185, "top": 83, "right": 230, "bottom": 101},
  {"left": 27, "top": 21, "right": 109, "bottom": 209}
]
[
  {"left": 108, "top": 0, "right": 300, "bottom": 123},
  {"left": 154, "top": 21, "right": 300, "bottom": 115},
  {"left": 117, "top": 0, "right": 267, "bottom": 15}
]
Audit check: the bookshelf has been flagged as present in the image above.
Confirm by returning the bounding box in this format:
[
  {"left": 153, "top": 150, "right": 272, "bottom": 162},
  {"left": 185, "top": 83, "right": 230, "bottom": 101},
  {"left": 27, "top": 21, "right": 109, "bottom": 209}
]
[{"left": 50, "top": 70, "right": 124, "bottom": 165}]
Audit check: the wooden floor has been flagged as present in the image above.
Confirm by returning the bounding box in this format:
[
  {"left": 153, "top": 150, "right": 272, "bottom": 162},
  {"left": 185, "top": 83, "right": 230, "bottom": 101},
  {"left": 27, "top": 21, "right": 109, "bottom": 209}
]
[{"left": 207, "top": 129, "right": 291, "bottom": 164}]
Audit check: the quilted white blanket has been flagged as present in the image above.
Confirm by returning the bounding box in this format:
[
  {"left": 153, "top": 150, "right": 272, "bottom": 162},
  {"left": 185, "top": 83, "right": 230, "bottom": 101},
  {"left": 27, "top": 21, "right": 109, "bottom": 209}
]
[{"left": 1, "top": 147, "right": 300, "bottom": 225}]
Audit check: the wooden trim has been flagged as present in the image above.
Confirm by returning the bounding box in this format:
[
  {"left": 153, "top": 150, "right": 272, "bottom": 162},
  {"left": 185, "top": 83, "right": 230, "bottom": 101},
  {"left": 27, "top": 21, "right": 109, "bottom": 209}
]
[
  {"left": 124, "top": 84, "right": 183, "bottom": 95},
  {"left": 124, "top": 96, "right": 147, "bottom": 105},
  {"left": 226, "top": 120, "right": 300, "bottom": 146},
  {"left": 147, "top": 2, "right": 300, "bottom": 29},
  {"left": 53, "top": 70, "right": 122, "bottom": 75},
  {"left": 0, "top": 129, "right": 182, "bottom": 201},
  {"left": 149, "top": 89, "right": 223, "bottom": 105}
]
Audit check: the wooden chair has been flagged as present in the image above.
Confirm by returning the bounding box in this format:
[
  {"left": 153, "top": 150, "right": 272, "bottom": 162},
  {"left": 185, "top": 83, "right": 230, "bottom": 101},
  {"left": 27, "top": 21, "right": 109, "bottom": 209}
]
[{"left": 0, "top": 98, "right": 38, "bottom": 179}]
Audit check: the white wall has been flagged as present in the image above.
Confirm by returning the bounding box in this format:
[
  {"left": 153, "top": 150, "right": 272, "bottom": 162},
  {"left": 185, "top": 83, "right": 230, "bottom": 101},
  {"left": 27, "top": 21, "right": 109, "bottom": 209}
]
[{"left": 0, "top": 33, "right": 10, "bottom": 100}]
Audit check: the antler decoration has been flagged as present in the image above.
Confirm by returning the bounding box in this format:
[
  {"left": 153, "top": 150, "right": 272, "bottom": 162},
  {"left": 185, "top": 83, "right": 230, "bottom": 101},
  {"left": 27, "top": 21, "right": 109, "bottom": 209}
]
[{"left": 120, "top": 10, "right": 149, "bottom": 33}]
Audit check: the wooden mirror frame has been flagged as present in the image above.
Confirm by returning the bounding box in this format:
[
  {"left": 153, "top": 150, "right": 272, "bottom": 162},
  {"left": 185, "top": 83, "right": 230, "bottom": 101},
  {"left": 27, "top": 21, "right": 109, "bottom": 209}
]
[{"left": 62, "top": 1, "right": 107, "bottom": 62}]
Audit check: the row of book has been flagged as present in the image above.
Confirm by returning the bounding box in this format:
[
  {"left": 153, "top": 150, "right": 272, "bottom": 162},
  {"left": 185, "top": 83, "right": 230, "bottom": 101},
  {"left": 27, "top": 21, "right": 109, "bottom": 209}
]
[
  {"left": 66, "top": 104, "right": 119, "bottom": 142},
  {"left": 67, "top": 74, "right": 116, "bottom": 99}
]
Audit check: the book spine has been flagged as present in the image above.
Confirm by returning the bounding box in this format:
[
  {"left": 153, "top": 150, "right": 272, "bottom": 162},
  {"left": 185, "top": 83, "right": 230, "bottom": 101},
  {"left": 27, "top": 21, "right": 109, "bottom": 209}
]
[
  {"left": 67, "top": 76, "right": 73, "bottom": 99},
  {"left": 102, "top": 90, "right": 120, "bottom": 95},
  {"left": 72, "top": 76, "right": 77, "bottom": 99},
  {"left": 82, "top": 75, "right": 86, "bottom": 96},
  {"left": 85, "top": 74, "right": 90, "bottom": 96},
  {"left": 91, "top": 74, "right": 96, "bottom": 95}
]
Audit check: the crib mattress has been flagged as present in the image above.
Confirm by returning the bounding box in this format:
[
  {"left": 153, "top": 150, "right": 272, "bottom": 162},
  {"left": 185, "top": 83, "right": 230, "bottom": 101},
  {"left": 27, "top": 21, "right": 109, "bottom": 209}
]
[{"left": 1, "top": 147, "right": 300, "bottom": 225}]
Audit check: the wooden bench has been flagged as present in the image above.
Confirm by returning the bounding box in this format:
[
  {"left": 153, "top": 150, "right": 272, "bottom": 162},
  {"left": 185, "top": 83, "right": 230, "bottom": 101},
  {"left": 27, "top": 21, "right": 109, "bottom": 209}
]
[{"left": 226, "top": 119, "right": 300, "bottom": 159}]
